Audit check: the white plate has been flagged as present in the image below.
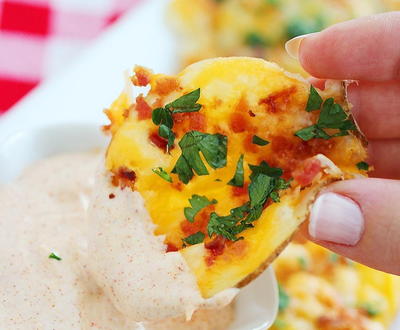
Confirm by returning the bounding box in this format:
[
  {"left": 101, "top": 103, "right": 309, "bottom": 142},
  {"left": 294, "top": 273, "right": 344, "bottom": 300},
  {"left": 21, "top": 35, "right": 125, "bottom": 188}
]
[{"left": 0, "top": 0, "right": 279, "bottom": 328}]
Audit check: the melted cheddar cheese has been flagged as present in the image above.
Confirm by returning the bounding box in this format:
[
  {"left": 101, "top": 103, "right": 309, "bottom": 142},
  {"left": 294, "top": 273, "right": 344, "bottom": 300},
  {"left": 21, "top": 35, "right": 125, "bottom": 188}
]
[{"left": 105, "top": 57, "right": 367, "bottom": 298}]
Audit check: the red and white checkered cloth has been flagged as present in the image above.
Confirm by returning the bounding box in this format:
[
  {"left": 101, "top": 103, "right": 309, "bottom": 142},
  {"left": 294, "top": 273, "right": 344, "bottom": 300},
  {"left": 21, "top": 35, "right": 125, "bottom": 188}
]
[{"left": 0, "top": 0, "right": 141, "bottom": 114}]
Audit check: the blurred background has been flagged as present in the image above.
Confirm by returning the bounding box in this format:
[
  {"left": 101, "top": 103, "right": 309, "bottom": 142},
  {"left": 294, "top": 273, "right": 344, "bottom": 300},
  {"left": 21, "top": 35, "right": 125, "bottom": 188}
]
[{"left": 1, "top": 0, "right": 400, "bottom": 329}]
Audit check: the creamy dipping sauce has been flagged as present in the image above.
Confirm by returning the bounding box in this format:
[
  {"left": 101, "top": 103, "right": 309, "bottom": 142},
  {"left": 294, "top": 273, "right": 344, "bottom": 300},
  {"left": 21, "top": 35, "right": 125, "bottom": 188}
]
[{"left": 0, "top": 152, "right": 235, "bottom": 329}]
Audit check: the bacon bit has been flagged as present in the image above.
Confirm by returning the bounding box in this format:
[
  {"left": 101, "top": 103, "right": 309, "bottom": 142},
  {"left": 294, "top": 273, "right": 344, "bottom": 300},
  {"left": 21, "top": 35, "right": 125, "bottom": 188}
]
[
  {"left": 173, "top": 112, "right": 206, "bottom": 135},
  {"left": 232, "top": 183, "right": 248, "bottom": 197},
  {"left": 135, "top": 95, "right": 152, "bottom": 120},
  {"left": 188, "top": 112, "right": 206, "bottom": 131},
  {"left": 165, "top": 243, "right": 179, "bottom": 253},
  {"left": 236, "top": 96, "right": 249, "bottom": 113},
  {"left": 108, "top": 193, "right": 115, "bottom": 199},
  {"left": 131, "top": 66, "right": 151, "bottom": 86},
  {"left": 181, "top": 205, "right": 216, "bottom": 236},
  {"left": 153, "top": 76, "right": 180, "bottom": 96},
  {"left": 243, "top": 134, "right": 258, "bottom": 153},
  {"left": 230, "top": 112, "right": 252, "bottom": 133},
  {"left": 248, "top": 110, "right": 256, "bottom": 117},
  {"left": 228, "top": 240, "right": 248, "bottom": 258},
  {"left": 101, "top": 124, "right": 111, "bottom": 134},
  {"left": 292, "top": 158, "right": 322, "bottom": 187},
  {"left": 317, "top": 311, "right": 365, "bottom": 330},
  {"left": 149, "top": 132, "right": 168, "bottom": 151},
  {"left": 270, "top": 135, "right": 335, "bottom": 176},
  {"left": 205, "top": 236, "right": 226, "bottom": 266},
  {"left": 172, "top": 181, "right": 184, "bottom": 191},
  {"left": 259, "top": 87, "right": 297, "bottom": 113},
  {"left": 123, "top": 108, "right": 131, "bottom": 119},
  {"left": 111, "top": 167, "right": 137, "bottom": 189}
]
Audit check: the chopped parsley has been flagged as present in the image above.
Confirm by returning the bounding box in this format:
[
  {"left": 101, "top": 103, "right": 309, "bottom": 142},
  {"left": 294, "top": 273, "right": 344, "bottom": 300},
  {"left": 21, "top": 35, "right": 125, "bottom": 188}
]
[
  {"left": 297, "top": 257, "right": 308, "bottom": 270},
  {"left": 245, "top": 32, "right": 268, "bottom": 47},
  {"left": 167, "top": 89, "right": 202, "bottom": 113},
  {"left": 286, "top": 17, "right": 324, "bottom": 39},
  {"left": 295, "top": 86, "right": 357, "bottom": 141},
  {"left": 359, "top": 302, "right": 381, "bottom": 317},
  {"left": 329, "top": 253, "right": 339, "bottom": 263},
  {"left": 278, "top": 284, "right": 290, "bottom": 311},
  {"left": 357, "top": 161, "right": 369, "bottom": 171},
  {"left": 206, "top": 161, "right": 291, "bottom": 241},
  {"left": 182, "top": 231, "right": 205, "bottom": 245},
  {"left": 265, "top": 0, "right": 280, "bottom": 7},
  {"left": 306, "top": 85, "right": 323, "bottom": 111},
  {"left": 249, "top": 174, "right": 274, "bottom": 208},
  {"left": 208, "top": 211, "right": 253, "bottom": 242},
  {"left": 152, "top": 89, "right": 202, "bottom": 151},
  {"left": 228, "top": 154, "right": 244, "bottom": 187},
  {"left": 252, "top": 135, "right": 270, "bottom": 146},
  {"left": 184, "top": 195, "right": 217, "bottom": 223},
  {"left": 152, "top": 167, "right": 172, "bottom": 183},
  {"left": 172, "top": 131, "right": 227, "bottom": 184},
  {"left": 273, "top": 319, "right": 288, "bottom": 329},
  {"left": 249, "top": 161, "right": 283, "bottom": 179},
  {"left": 49, "top": 252, "right": 62, "bottom": 261}
]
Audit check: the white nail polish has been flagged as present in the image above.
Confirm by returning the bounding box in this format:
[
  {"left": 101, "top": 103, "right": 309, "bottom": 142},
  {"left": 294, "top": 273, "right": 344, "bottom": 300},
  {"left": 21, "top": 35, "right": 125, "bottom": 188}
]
[
  {"left": 309, "top": 192, "right": 364, "bottom": 246},
  {"left": 285, "top": 33, "right": 318, "bottom": 59}
]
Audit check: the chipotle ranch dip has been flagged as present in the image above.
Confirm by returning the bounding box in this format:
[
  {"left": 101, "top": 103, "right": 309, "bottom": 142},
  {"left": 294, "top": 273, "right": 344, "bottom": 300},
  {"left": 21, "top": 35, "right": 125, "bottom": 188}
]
[{"left": 0, "top": 152, "right": 235, "bottom": 329}]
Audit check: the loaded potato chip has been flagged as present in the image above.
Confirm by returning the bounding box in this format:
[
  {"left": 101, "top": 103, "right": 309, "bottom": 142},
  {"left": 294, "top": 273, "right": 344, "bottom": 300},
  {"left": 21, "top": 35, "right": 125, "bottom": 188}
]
[{"left": 90, "top": 57, "right": 367, "bottom": 319}]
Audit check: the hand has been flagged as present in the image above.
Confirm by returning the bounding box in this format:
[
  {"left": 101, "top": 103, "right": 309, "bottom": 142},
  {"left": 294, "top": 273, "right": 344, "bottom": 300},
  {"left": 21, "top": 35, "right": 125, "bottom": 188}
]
[{"left": 286, "top": 12, "right": 400, "bottom": 275}]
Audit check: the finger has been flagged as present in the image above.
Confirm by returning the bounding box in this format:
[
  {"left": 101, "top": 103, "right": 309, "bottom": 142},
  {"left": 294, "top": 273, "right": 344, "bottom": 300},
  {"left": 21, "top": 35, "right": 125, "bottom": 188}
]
[
  {"left": 348, "top": 81, "right": 400, "bottom": 139},
  {"left": 308, "top": 77, "right": 326, "bottom": 90},
  {"left": 306, "top": 179, "right": 400, "bottom": 275},
  {"left": 298, "top": 12, "right": 400, "bottom": 81},
  {"left": 368, "top": 139, "right": 400, "bottom": 179}
]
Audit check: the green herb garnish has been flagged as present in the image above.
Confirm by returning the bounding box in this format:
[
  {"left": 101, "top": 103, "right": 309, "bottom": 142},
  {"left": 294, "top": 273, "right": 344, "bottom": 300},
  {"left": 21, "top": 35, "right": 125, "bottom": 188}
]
[
  {"left": 249, "top": 174, "right": 274, "bottom": 208},
  {"left": 252, "top": 135, "right": 270, "bottom": 146},
  {"left": 152, "top": 167, "right": 172, "bottom": 183},
  {"left": 182, "top": 231, "right": 205, "bottom": 245},
  {"left": 306, "top": 85, "right": 323, "bottom": 111},
  {"left": 295, "top": 87, "right": 356, "bottom": 141},
  {"left": 286, "top": 17, "right": 324, "bottom": 39},
  {"left": 228, "top": 154, "right": 244, "bottom": 187},
  {"left": 167, "top": 89, "right": 202, "bottom": 113},
  {"left": 152, "top": 89, "right": 202, "bottom": 151},
  {"left": 249, "top": 161, "right": 283, "bottom": 179},
  {"left": 273, "top": 319, "right": 288, "bottom": 329},
  {"left": 172, "top": 131, "right": 227, "bottom": 184},
  {"left": 329, "top": 253, "right": 339, "bottom": 263},
  {"left": 245, "top": 32, "right": 268, "bottom": 47},
  {"left": 49, "top": 252, "right": 62, "bottom": 261},
  {"left": 359, "top": 302, "right": 380, "bottom": 317},
  {"left": 265, "top": 0, "right": 280, "bottom": 7},
  {"left": 297, "top": 257, "right": 308, "bottom": 270},
  {"left": 206, "top": 161, "right": 291, "bottom": 241},
  {"left": 278, "top": 284, "right": 290, "bottom": 311},
  {"left": 184, "top": 195, "right": 217, "bottom": 223},
  {"left": 356, "top": 161, "right": 369, "bottom": 171},
  {"left": 208, "top": 211, "right": 253, "bottom": 242}
]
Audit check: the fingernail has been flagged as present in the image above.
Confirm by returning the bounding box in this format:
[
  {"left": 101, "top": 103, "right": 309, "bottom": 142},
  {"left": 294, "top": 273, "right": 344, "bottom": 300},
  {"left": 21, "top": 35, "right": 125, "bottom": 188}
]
[
  {"left": 285, "top": 33, "right": 318, "bottom": 59},
  {"left": 309, "top": 192, "right": 364, "bottom": 246}
]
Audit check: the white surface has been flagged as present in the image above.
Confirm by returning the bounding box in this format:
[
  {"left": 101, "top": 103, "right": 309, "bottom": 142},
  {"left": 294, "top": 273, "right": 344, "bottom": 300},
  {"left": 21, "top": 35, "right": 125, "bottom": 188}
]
[{"left": 0, "top": 0, "right": 279, "bottom": 328}]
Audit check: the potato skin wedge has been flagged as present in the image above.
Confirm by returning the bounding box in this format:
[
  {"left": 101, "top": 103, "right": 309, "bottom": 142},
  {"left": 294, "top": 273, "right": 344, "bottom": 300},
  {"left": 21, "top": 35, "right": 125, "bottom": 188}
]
[{"left": 105, "top": 57, "right": 367, "bottom": 298}]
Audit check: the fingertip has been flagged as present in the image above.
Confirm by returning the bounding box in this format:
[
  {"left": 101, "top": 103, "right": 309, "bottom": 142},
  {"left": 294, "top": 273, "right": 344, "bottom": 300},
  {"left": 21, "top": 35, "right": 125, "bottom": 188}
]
[{"left": 298, "top": 33, "right": 324, "bottom": 78}]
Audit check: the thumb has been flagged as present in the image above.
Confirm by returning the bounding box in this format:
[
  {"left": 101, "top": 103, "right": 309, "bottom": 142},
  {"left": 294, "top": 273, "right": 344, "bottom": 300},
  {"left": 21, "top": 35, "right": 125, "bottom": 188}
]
[{"left": 306, "top": 178, "right": 400, "bottom": 275}]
